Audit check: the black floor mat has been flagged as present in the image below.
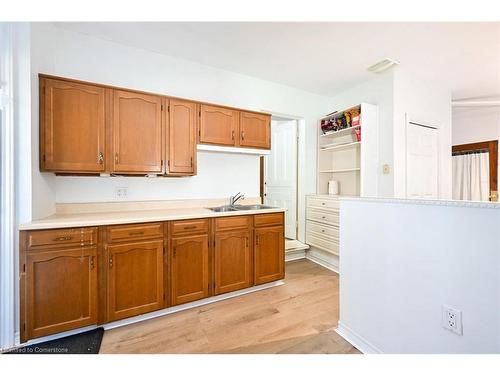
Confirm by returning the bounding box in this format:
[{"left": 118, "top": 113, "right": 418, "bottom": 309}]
[{"left": 5, "top": 328, "right": 104, "bottom": 354}]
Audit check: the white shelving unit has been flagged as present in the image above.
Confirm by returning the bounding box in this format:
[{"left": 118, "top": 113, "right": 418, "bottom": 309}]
[{"left": 316, "top": 103, "right": 379, "bottom": 197}]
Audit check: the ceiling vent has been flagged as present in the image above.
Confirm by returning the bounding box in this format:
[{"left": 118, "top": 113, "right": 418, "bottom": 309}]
[{"left": 367, "top": 58, "right": 400, "bottom": 73}]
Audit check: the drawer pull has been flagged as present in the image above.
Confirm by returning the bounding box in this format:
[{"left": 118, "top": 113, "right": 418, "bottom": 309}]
[
  {"left": 128, "top": 231, "right": 144, "bottom": 236},
  {"left": 53, "top": 236, "right": 72, "bottom": 241},
  {"left": 321, "top": 229, "right": 325, "bottom": 233},
  {"left": 183, "top": 225, "right": 197, "bottom": 230},
  {"left": 322, "top": 216, "right": 326, "bottom": 219},
  {"left": 321, "top": 202, "right": 326, "bottom": 205}
]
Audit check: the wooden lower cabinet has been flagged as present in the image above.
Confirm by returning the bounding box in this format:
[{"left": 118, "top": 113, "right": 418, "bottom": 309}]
[
  {"left": 20, "top": 213, "right": 285, "bottom": 342},
  {"left": 24, "top": 246, "right": 98, "bottom": 340},
  {"left": 170, "top": 234, "right": 210, "bottom": 306},
  {"left": 214, "top": 230, "right": 252, "bottom": 295},
  {"left": 107, "top": 240, "right": 164, "bottom": 321},
  {"left": 254, "top": 225, "right": 285, "bottom": 285}
]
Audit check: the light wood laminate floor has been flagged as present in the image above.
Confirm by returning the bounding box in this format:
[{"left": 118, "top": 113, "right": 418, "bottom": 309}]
[{"left": 99, "top": 259, "right": 360, "bottom": 354}]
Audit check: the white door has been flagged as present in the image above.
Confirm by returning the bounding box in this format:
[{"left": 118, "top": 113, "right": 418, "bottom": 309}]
[
  {"left": 406, "top": 122, "right": 439, "bottom": 199},
  {"left": 265, "top": 120, "right": 297, "bottom": 239}
]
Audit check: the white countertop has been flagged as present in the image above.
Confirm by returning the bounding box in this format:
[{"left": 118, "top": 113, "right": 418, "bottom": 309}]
[
  {"left": 339, "top": 196, "right": 500, "bottom": 209},
  {"left": 20, "top": 206, "right": 286, "bottom": 231}
]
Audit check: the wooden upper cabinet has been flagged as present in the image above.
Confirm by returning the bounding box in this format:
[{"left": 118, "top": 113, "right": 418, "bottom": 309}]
[
  {"left": 112, "top": 90, "right": 163, "bottom": 174},
  {"left": 199, "top": 105, "right": 238, "bottom": 146},
  {"left": 40, "top": 78, "right": 106, "bottom": 172},
  {"left": 107, "top": 240, "right": 164, "bottom": 321},
  {"left": 25, "top": 246, "right": 98, "bottom": 340},
  {"left": 170, "top": 234, "right": 209, "bottom": 306},
  {"left": 254, "top": 225, "right": 285, "bottom": 285},
  {"left": 167, "top": 99, "right": 197, "bottom": 175},
  {"left": 239, "top": 111, "right": 271, "bottom": 149}
]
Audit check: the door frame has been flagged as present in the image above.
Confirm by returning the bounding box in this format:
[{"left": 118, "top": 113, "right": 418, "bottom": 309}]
[
  {"left": 259, "top": 113, "right": 303, "bottom": 240},
  {"left": 452, "top": 140, "right": 498, "bottom": 201}
]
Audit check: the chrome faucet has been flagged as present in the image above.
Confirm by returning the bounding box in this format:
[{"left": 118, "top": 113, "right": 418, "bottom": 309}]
[{"left": 229, "top": 192, "right": 245, "bottom": 206}]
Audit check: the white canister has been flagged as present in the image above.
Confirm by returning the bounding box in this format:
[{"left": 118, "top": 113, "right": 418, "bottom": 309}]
[{"left": 328, "top": 180, "right": 339, "bottom": 195}]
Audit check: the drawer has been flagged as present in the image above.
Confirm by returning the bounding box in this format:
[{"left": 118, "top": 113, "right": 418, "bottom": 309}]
[
  {"left": 306, "top": 220, "right": 339, "bottom": 239},
  {"left": 254, "top": 212, "right": 284, "bottom": 227},
  {"left": 215, "top": 215, "right": 251, "bottom": 232},
  {"left": 170, "top": 219, "right": 209, "bottom": 236},
  {"left": 307, "top": 197, "right": 339, "bottom": 211},
  {"left": 106, "top": 223, "right": 163, "bottom": 243},
  {"left": 306, "top": 232, "right": 339, "bottom": 255},
  {"left": 28, "top": 227, "right": 98, "bottom": 248},
  {"left": 306, "top": 208, "right": 339, "bottom": 226}
]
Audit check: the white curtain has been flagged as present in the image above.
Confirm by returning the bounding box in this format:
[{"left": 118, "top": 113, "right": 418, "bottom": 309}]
[{"left": 452, "top": 152, "right": 490, "bottom": 201}]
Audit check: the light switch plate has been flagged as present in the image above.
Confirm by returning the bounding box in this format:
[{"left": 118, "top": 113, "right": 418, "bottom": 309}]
[
  {"left": 383, "top": 164, "right": 391, "bottom": 174},
  {"left": 115, "top": 187, "right": 128, "bottom": 199}
]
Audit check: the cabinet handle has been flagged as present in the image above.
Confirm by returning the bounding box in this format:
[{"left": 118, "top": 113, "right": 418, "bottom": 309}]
[
  {"left": 173, "top": 247, "right": 177, "bottom": 257},
  {"left": 255, "top": 235, "right": 259, "bottom": 246},
  {"left": 246, "top": 237, "right": 249, "bottom": 247},
  {"left": 191, "top": 157, "right": 193, "bottom": 167},
  {"left": 90, "top": 256, "right": 95, "bottom": 269},
  {"left": 183, "top": 225, "right": 197, "bottom": 230},
  {"left": 241, "top": 131, "right": 245, "bottom": 141},
  {"left": 53, "top": 236, "right": 72, "bottom": 242},
  {"left": 322, "top": 216, "right": 326, "bottom": 219},
  {"left": 98, "top": 152, "right": 104, "bottom": 164},
  {"left": 109, "top": 255, "right": 113, "bottom": 268},
  {"left": 231, "top": 130, "right": 235, "bottom": 141},
  {"left": 321, "top": 202, "right": 326, "bottom": 206},
  {"left": 115, "top": 153, "right": 119, "bottom": 164},
  {"left": 128, "top": 231, "right": 144, "bottom": 236}
]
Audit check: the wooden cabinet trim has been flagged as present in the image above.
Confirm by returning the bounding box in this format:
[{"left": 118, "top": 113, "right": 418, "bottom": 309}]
[
  {"left": 27, "top": 227, "right": 98, "bottom": 249},
  {"left": 170, "top": 219, "right": 209, "bottom": 236},
  {"left": 199, "top": 104, "right": 238, "bottom": 146},
  {"left": 214, "top": 215, "right": 252, "bottom": 232}
]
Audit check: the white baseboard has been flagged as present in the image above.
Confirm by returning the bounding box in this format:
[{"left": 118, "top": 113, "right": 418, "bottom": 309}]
[
  {"left": 305, "top": 247, "right": 339, "bottom": 273},
  {"left": 285, "top": 249, "right": 306, "bottom": 262},
  {"left": 11, "top": 280, "right": 284, "bottom": 349},
  {"left": 335, "top": 322, "right": 383, "bottom": 354}
]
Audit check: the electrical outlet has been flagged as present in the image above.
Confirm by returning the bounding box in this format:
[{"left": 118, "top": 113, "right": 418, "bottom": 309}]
[
  {"left": 115, "top": 187, "right": 128, "bottom": 199},
  {"left": 442, "top": 305, "right": 463, "bottom": 335},
  {"left": 382, "top": 164, "right": 391, "bottom": 175}
]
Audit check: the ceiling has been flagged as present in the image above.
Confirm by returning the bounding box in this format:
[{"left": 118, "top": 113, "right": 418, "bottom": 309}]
[{"left": 55, "top": 22, "right": 500, "bottom": 99}]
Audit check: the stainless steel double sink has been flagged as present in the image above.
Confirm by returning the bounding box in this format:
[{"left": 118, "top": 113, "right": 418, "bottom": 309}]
[{"left": 207, "top": 204, "right": 276, "bottom": 212}]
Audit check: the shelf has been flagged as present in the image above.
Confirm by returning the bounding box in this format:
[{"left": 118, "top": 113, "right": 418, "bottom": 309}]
[
  {"left": 321, "top": 141, "right": 361, "bottom": 152},
  {"left": 320, "top": 125, "right": 361, "bottom": 138},
  {"left": 319, "top": 168, "right": 361, "bottom": 173}
]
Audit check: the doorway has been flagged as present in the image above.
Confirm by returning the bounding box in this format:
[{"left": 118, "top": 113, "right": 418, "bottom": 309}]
[
  {"left": 261, "top": 117, "right": 298, "bottom": 240},
  {"left": 452, "top": 140, "right": 498, "bottom": 202}
]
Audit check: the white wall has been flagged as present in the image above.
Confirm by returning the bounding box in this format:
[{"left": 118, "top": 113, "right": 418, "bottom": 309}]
[
  {"left": 330, "top": 72, "right": 395, "bottom": 198},
  {"left": 29, "top": 23, "right": 331, "bottom": 223},
  {"left": 330, "top": 69, "right": 452, "bottom": 199},
  {"left": 393, "top": 69, "right": 452, "bottom": 199},
  {"left": 339, "top": 197, "right": 500, "bottom": 354}
]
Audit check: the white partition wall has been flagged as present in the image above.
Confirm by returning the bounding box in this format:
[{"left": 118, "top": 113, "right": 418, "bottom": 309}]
[{"left": 337, "top": 197, "right": 500, "bottom": 354}]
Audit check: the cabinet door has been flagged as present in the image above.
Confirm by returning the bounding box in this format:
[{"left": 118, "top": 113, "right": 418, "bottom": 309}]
[
  {"left": 167, "top": 99, "right": 197, "bottom": 175},
  {"left": 40, "top": 78, "right": 105, "bottom": 172},
  {"left": 171, "top": 234, "right": 209, "bottom": 305},
  {"left": 214, "top": 230, "right": 252, "bottom": 295},
  {"left": 112, "top": 90, "right": 163, "bottom": 174},
  {"left": 25, "top": 247, "right": 98, "bottom": 340},
  {"left": 199, "top": 105, "right": 238, "bottom": 146},
  {"left": 239, "top": 111, "right": 271, "bottom": 149},
  {"left": 107, "top": 240, "right": 164, "bottom": 321},
  {"left": 254, "top": 226, "right": 284, "bottom": 285}
]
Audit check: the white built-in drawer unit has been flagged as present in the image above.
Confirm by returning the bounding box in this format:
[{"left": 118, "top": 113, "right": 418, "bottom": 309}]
[{"left": 305, "top": 195, "right": 340, "bottom": 256}]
